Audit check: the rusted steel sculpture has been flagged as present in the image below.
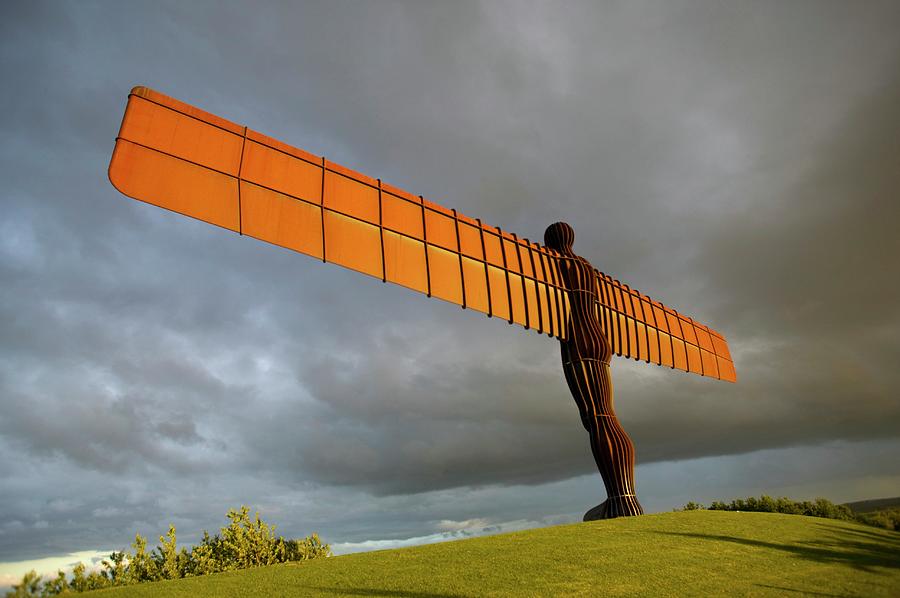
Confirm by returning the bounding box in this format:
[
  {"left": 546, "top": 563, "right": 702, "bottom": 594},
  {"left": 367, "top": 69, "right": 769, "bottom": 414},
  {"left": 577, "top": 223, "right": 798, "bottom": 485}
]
[
  {"left": 546, "top": 222, "right": 642, "bottom": 518},
  {"left": 108, "top": 87, "right": 736, "bottom": 520}
]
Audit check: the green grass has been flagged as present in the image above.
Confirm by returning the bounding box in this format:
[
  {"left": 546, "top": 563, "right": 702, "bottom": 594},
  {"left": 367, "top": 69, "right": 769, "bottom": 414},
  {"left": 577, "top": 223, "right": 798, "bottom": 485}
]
[{"left": 91, "top": 511, "right": 900, "bottom": 597}]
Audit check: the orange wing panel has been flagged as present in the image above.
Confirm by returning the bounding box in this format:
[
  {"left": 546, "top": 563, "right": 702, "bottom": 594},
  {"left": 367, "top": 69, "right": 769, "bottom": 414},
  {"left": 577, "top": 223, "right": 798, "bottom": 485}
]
[
  {"left": 109, "top": 140, "right": 240, "bottom": 232},
  {"left": 119, "top": 91, "right": 243, "bottom": 175},
  {"left": 242, "top": 141, "right": 322, "bottom": 205},
  {"left": 685, "top": 342, "right": 703, "bottom": 375},
  {"left": 508, "top": 273, "right": 528, "bottom": 327},
  {"left": 382, "top": 192, "right": 423, "bottom": 237},
  {"left": 458, "top": 222, "right": 483, "bottom": 259},
  {"left": 503, "top": 239, "right": 521, "bottom": 274},
  {"left": 427, "top": 245, "right": 463, "bottom": 305},
  {"left": 129, "top": 86, "right": 244, "bottom": 135},
  {"left": 717, "top": 355, "right": 737, "bottom": 381},
  {"left": 487, "top": 265, "right": 511, "bottom": 322},
  {"left": 517, "top": 242, "right": 535, "bottom": 278},
  {"left": 671, "top": 337, "right": 688, "bottom": 371},
  {"left": 424, "top": 208, "right": 457, "bottom": 252},
  {"left": 560, "top": 290, "right": 571, "bottom": 340},
  {"left": 324, "top": 171, "right": 379, "bottom": 225},
  {"left": 535, "top": 282, "right": 552, "bottom": 335},
  {"left": 711, "top": 332, "right": 733, "bottom": 361},
  {"left": 646, "top": 326, "right": 661, "bottom": 364},
  {"left": 659, "top": 331, "right": 674, "bottom": 368},
  {"left": 679, "top": 316, "right": 699, "bottom": 346},
  {"left": 523, "top": 277, "right": 540, "bottom": 331},
  {"left": 461, "top": 257, "right": 489, "bottom": 313},
  {"left": 483, "top": 232, "right": 504, "bottom": 268},
  {"left": 240, "top": 182, "right": 323, "bottom": 259},
  {"left": 383, "top": 230, "right": 428, "bottom": 294},
  {"left": 323, "top": 211, "right": 382, "bottom": 279},
  {"left": 635, "top": 321, "right": 649, "bottom": 362},
  {"left": 700, "top": 349, "right": 719, "bottom": 378},
  {"left": 694, "top": 325, "right": 714, "bottom": 352}
]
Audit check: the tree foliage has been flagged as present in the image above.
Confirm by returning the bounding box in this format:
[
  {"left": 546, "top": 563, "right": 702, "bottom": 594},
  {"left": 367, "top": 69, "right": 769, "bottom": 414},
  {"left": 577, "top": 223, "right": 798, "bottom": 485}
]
[{"left": 5, "top": 506, "right": 330, "bottom": 597}]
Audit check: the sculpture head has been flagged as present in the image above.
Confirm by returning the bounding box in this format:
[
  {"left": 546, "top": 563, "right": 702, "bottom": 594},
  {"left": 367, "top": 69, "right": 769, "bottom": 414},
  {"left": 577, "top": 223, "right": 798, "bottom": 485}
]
[{"left": 544, "top": 221, "right": 575, "bottom": 254}]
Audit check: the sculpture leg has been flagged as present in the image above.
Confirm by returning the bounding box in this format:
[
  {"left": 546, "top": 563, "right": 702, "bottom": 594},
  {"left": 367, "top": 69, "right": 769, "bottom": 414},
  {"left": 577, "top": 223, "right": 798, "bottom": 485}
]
[{"left": 563, "top": 359, "right": 643, "bottom": 520}]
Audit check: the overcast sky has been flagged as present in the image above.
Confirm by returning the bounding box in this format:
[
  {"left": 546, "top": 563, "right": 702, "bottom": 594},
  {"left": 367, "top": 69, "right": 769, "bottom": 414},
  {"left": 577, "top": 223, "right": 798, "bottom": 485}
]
[{"left": 2, "top": 0, "right": 899, "bottom": 586}]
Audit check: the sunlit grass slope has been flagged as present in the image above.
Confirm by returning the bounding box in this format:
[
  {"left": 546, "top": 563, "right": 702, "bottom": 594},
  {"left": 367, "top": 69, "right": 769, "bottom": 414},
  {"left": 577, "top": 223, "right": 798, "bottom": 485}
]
[{"left": 92, "top": 511, "right": 900, "bottom": 597}]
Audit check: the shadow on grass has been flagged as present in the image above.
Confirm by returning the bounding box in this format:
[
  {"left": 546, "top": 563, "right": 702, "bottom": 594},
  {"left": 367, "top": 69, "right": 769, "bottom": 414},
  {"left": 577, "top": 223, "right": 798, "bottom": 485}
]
[
  {"left": 654, "top": 520, "right": 900, "bottom": 574},
  {"left": 302, "top": 588, "right": 466, "bottom": 598}
]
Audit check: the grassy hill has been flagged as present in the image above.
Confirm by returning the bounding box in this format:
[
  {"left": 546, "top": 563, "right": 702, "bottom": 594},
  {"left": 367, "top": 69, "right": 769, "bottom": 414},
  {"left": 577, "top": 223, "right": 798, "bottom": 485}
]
[{"left": 90, "top": 511, "right": 899, "bottom": 597}]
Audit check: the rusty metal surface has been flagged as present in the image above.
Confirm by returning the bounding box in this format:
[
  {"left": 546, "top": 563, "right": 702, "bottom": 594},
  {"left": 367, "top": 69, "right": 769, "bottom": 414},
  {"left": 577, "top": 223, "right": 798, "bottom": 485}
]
[
  {"left": 108, "top": 86, "right": 736, "bottom": 382},
  {"left": 547, "top": 221, "right": 643, "bottom": 520}
]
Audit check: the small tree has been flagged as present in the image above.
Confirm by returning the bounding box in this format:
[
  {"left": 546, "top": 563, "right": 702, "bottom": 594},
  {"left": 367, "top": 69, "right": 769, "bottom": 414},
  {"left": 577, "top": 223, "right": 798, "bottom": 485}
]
[
  {"left": 153, "top": 525, "right": 189, "bottom": 580},
  {"left": 122, "top": 533, "right": 159, "bottom": 584},
  {"left": 101, "top": 551, "right": 127, "bottom": 585},
  {"left": 185, "top": 530, "right": 222, "bottom": 576},
  {"left": 40, "top": 570, "right": 69, "bottom": 596}
]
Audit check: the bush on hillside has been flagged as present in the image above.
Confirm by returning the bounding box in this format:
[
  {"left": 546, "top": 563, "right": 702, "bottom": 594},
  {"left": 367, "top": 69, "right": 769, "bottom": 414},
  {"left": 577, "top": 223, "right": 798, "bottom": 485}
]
[
  {"left": 5, "top": 506, "right": 330, "bottom": 597},
  {"left": 705, "top": 496, "right": 854, "bottom": 521},
  {"left": 680, "top": 495, "right": 900, "bottom": 530},
  {"left": 854, "top": 507, "right": 900, "bottom": 531}
]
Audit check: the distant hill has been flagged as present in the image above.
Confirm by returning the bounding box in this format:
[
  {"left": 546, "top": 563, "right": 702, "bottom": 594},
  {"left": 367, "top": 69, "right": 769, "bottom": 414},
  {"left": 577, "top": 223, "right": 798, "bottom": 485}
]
[
  {"left": 88, "top": 511, "right": 900, "bottom": 597},
  {"left": 843, "top": 496, "right": 900, "bottom": 513}
]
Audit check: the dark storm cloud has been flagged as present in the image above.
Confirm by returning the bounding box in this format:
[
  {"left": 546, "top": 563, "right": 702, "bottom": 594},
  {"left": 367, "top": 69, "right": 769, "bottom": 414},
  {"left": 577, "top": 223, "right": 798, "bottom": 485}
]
[
  {"left": 2, "top": 0, "right": 899, "bottom": 567},
  {"left": 243, "top": 321, "right": 588, "bottom": 495}
]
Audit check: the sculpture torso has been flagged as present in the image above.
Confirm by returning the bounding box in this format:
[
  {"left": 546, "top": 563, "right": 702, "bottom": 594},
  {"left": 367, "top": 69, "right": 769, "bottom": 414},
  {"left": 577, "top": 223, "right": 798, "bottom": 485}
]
[{"left": 557, "top": 253, "right": 612, "bottom": 364}]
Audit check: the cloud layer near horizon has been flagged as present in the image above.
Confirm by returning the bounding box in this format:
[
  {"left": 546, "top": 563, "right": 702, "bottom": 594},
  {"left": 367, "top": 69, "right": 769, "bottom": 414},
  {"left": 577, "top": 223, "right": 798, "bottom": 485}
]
[{"left": 1, "top": 0, "right": 899, "bottom": 566}]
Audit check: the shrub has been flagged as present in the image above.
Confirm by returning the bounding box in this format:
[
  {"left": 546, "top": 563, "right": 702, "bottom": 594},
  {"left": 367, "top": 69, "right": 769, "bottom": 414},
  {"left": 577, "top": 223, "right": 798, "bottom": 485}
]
[
  {"left": 284, "top": 532, "right": 331, "bottom": 561},
  {"left": 218, "top": 506, "right": 284, "bottom": 570}
]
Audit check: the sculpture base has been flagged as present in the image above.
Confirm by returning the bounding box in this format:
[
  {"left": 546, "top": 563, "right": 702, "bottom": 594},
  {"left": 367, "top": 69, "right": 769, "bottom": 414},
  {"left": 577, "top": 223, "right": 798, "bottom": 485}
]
[{"left": 583, "top": 496, "right": 644, "bottom": 521}]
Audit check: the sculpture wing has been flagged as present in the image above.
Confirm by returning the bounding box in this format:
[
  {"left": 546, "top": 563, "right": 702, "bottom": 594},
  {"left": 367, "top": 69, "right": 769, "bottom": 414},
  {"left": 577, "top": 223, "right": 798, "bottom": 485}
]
[
  {"left": 108, "top": 86, "right": 735, "bottom": 382},
  {"left": 109, "top": 86, "right": 571, "bottom": 339},
  {"left": 592, "top": 272, "right": 736, "bottom": 382}
]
